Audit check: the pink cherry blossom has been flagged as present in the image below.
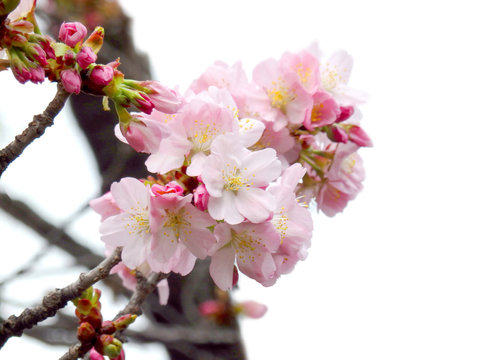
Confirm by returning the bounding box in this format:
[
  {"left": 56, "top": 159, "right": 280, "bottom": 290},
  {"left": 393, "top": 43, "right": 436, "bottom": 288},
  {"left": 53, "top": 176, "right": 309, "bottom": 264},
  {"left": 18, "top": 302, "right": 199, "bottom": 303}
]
[
  {"left": 319, "top": 50, "right": 368, "bottom": 106},
  {"left": 279, "top": 50, "right": 321, "bottom": 94},
  {"left": 303, "top": 91, "right": 340, "bottom": 130},
  {"left": 99, "top": 177, "right": 153, "bottom": 269},
  {"left": 264, "top": 164, "right": 313, "bottom": 285},
  {"left": 145, "top": 93, "right": 238, "bottom": 175},
  {"left": 250, "top": 58, "right": 313, "bottom": 131},
  {"left": 201, "top": 134, "right": 281, "bottom": 224},
  {"left": 148, "top": 190, "right": 216, "bottom": 265},
  {"left": 209, "top": 221, "right": 281, "bottom": 290}
]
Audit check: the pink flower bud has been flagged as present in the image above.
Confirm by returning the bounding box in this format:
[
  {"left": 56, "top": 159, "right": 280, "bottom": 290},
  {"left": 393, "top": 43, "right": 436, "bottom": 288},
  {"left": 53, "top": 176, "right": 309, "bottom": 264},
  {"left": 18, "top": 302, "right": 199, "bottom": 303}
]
[
  {"left": 30, "top": 45, "right": 48, "bottom": 66},
  {"left": 59, "top": 21, "right": 87, "bottom": 47},
  {"left": 77, "top": 46, "right": 97, "bottom": 69},
  {"left": 141, "top": 80, "right": 183, "bottom": 114},
  {"left": 239, "top": 301, "right": 268, "bottom": 319},
  {"left": 89, "top": 348, "right": 104, "bottom": 360},
  {"left": 152, "top": 182, "right": 184, "bottom": 196},
  {"left": 329, "top": 125, "right": 348, "bottom": 143},
  {"left": 346, "top": 125, "right": 373, "bottom": 147},
  {"left": 90, "top": 65, "right": 113, "bottom": 87},
  {"left": 12, "top": 65, "right": 30, "bottom": 83},
  {"left": 63, "top": 50, "right": 76, "bottom": 66},
  {"left": 61, "top": 69, "right": 81, "bottom": 94},
  {"left": 134, "top": 94, "right": 154, "bottom": 115},
  {"left": 29, "top": 66, "right": 45, "bottom": 84},
  {"left": 193, "top": 183, "right": 209, "bottom": 211},
  {"left": 336, "top": 105, "right": 355, "bottom": 123}
]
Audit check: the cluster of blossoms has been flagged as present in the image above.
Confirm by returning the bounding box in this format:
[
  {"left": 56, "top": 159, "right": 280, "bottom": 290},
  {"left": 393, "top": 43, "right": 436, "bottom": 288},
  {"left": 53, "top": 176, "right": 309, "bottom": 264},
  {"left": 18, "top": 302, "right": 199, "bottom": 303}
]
[
  {"left": 73, "top": 287, "right": 136, "bottom": 360},
  {"left": 0, "top": 1, "right": 181, "bottom": 117},
  {"left": 90, "top": 44, "right": 372, "bottom": 299}
]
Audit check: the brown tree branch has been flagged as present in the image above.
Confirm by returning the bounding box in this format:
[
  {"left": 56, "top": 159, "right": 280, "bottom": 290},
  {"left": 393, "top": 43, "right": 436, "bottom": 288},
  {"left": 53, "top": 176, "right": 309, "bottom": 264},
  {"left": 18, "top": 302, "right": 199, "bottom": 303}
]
[
  {"left": 0, "top": 192, "right": 104, "bottom": 269},
  {"left": 0, "top": 247, "right": 122, "bottom": 348},
  {"left": 0, "top": 83, "right": 70, "bottom": 178}
]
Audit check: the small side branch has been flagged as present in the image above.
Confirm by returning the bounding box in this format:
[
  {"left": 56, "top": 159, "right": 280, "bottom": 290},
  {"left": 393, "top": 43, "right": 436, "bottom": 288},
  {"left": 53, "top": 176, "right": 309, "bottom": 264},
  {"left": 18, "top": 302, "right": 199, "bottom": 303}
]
[
  {"left": 0, "top": 83, "right": 70, "bottom": 178},
  {"left": 0, "top": 248, "right": 122, "bottom": 349}
]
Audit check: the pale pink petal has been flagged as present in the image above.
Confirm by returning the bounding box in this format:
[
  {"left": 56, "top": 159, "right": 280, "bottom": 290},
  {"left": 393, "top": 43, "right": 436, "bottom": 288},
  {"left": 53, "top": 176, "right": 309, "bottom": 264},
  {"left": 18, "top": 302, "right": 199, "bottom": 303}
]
[
  {"left": 209, "top": 245, "right": 236, "bottom": 291},
  {"left": 208, "top": 192, "right": 244, "bottom": 224},
  {"left": 235, "top": 188, "right": 275, "bottom": 223},
  {"left": 157, "top": 278, "right": 169, "bottom": 305}
]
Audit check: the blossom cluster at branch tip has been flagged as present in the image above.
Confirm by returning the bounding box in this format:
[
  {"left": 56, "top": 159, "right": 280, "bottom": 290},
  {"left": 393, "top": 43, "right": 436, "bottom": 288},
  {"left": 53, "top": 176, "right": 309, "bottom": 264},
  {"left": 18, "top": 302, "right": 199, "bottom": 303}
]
[
  {"left": 0, "top": 1, "right": 181, "bottom": 118},
  {"left": 91, "top": 44, "right": 372, "bottom": 301}
]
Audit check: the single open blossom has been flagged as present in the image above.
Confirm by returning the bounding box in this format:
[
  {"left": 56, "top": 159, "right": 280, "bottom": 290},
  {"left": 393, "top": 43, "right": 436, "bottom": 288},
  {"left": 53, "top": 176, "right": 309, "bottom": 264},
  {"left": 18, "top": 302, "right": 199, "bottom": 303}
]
[
  {"left": 250, "top": 58, "right": 313, "bottom": 130},
  {"left": 209, "top": 221, "right": 281, "bottom": 290},
  {"left": 201, "top": 134, "right": 281, "bottom": 224},
  {"left": 148, "top": 190, "right": 216, "bottom": 266},
  {"left": 264, "top": 164, "right": 313, "bottom": 285},
  {"left": 319, "top": 50, "right": 368, "bottom": 106},
  {"left": 99, "top": 177, "right": 153, "bottom": 269},
  {"left": 145, "top": 91, "right": 239, "bottom": 175}
]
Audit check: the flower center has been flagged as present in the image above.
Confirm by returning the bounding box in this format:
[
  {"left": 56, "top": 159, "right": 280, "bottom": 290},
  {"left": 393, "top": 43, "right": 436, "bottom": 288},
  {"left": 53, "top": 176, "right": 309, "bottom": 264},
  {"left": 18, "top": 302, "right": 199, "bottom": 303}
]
[
  {"left": 267, "top": 79, "right": 295, "bottom": 114},
  {"left": 222, "top": 165, "right": 249, "bottom": 192},
  {"left": 125, "top": 208, "right": 150, "bottom": 236},
  {"left": 163, "top": 208, "right": 190, "bottom": 238}
]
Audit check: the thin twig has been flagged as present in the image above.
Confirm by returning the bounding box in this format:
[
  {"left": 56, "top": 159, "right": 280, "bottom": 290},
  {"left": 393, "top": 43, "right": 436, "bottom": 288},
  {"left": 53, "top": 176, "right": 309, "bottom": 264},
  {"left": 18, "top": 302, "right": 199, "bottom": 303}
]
[
  {"left": 0, "top": 248, "right": 122, "bottom": 349},
  {"left": 0, "top": 83, "right": 70, "bottom": 177},
  {"left": 0, "top": 192, "right": 104, "bottom": 269}
]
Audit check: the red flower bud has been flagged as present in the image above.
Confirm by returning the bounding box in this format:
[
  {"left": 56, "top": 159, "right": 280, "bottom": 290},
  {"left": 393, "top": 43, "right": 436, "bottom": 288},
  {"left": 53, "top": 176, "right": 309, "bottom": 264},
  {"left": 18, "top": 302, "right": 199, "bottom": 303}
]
[{"left": 77, "top": 322, "right": 96, "bottom": 343}]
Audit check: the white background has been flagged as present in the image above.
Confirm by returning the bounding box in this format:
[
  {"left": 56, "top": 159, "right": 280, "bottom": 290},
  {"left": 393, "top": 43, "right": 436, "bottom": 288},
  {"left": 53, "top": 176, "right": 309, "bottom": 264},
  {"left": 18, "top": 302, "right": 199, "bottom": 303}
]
[{"left": 1, "top": 0, "right": 480, "bottom": 359}]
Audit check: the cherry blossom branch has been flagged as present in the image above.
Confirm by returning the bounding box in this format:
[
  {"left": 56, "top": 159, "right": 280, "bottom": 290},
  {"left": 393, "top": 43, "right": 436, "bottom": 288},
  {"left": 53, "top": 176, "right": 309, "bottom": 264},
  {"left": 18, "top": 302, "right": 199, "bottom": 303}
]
[
  {"left": 0, "top": 248, "right": 122, "bottom": 349},
  {"left": 0, "top": 83, "right": 70, "bottom": 178},
  {"left": 0, "top": 192, "right": 103, "bottom": 269}
]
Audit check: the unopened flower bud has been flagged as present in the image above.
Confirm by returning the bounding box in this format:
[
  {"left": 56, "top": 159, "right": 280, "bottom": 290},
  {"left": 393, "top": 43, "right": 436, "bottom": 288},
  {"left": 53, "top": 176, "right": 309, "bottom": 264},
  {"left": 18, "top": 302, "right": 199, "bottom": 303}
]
[
  {"left": 29, "top": 65, "right": 45, "bottom": 84},
  {"left": 76, "top": 298, "right": 92, "bottom": 316},
  {"left": 60, "top": 69, "right": 81, "bottom": 94},
  {"left": 100, "top": 320, "right": 115, "bottom": 335},
  {"left": 344, "top": 124, "right": 373, "bottom": 147},
  {"left": 89, "top": 348, "right": 104, "bottom": 360},
  {"left": 112, "top": 314, "right": 137, "bottom": 331},
  {"left": 90, "top": 65, "right": 114, "bottom": 87},
  {"left": 96, "top": 335, "right": 123, "bottom": 359},
  {"left": 140, "top": 80, "right": 183, "bottom": 114},
  {"left": 77, "top": 46, "right": 97, "bottom": 69},
  {"left": 327, "top": 125, "right": 348, "bottom": 143},
  {"left": 59, "top": 22, "right": 87, "bottom": 48},
  {"left": 77, "top": 321, "right": 96, "bottom": 343},
  {"left": 63, "top": 50, "right": 76, "bottom": 66},
  {"left": 193, "top": 183, "right": 209, "bottom": 211},
  {"left": 134, "top": 94, "right": 155, "bottom": 115},
  {"left": 152, "top": 182, "right": 184, "bottom": 197},
  {"left": 336, "top": 106, "right": 355, "bottom": 123}
]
